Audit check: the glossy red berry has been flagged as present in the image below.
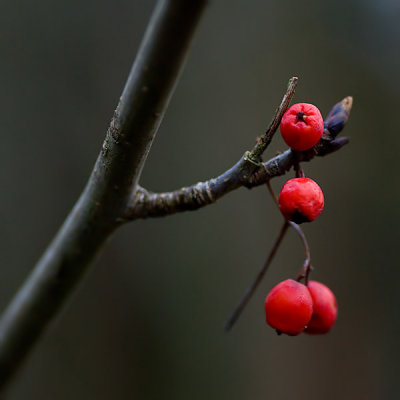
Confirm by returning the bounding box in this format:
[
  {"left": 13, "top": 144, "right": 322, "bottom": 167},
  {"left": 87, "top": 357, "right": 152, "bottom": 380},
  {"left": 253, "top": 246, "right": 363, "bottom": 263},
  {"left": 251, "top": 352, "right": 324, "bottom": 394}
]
[
  {"left": 264, "top": 279, "right": 313, "bottom": 336},
  {"left": 278, "top": 178, "right": 324, "bottom": 223},
  {"left": 280, "top": 103, "right": 324, "bottom": 151},
  {"left": 305, "top": 281, "right": 338, "bottom": 334}
]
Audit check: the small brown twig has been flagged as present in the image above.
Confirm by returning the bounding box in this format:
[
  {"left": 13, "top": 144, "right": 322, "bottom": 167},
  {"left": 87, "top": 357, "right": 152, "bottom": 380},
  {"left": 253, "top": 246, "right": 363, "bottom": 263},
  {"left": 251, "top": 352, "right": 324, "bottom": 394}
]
[
  {"left": 129, "top": 97, "right": 352, "bottom": 220},
  {"left": 248, "top": 77, "right": 298, "bottom": 160},
  {"left": 266, "top": 179, "right": 279, "bottom": 205},
  {"left": 292, "top": 223, "right": 312, "bottom": 285},
  {"left": 224, "top": 220, "right": 290, "bottom": 331},
  {"left": 126, "top": 77, "right": 300, "bottom": 220}
]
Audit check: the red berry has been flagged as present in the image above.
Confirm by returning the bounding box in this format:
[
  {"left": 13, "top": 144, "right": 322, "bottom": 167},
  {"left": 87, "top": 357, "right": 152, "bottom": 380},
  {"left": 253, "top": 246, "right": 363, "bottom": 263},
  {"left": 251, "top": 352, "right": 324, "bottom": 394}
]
[
  {"left": 278, "top": 178, "right": 324, "bottom": 223},
  {"left": 280, "top": 103, "right": 324, "bottom": 151},
  {"left": 264, "top": 279, "right": 313, "bottom": 336},
  {"left": 305, "top": 281, "right": 338, "bottom": 334}
]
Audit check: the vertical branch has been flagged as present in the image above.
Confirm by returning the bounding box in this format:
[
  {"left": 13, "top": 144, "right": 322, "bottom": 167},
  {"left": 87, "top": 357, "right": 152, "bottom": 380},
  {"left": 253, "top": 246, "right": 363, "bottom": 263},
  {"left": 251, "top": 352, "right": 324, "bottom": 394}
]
[{"left": 0, "top": 0, "right": 207, "bottom": 391}]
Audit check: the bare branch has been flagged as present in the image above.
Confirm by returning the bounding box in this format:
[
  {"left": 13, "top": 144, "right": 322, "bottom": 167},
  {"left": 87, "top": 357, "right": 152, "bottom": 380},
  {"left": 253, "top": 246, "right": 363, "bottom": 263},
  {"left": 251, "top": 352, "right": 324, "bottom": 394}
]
[
  {"left": 125, "top": 77, "right": 299, "bottom": 219},
  {"left": 248, "top": 76, "right": 298, "bottom": 160},
  {"left": 0, "top": 0, "right": 353, "bottom": 387},
  {"left": 126, "top": 97, "right": 352, "bottom": 220},
  {"left": 0, "top": 0, "right": 207, "bottom": 391},
  {"left": 246, "top": 136, "right": 349, "bottom": 188}
]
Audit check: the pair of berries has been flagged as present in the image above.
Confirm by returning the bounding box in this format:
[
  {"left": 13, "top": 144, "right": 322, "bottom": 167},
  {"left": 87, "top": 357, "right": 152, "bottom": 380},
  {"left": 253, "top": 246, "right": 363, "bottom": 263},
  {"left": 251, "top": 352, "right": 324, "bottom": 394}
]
[
  {"left": 278, "top": 103, "right": 325, "bottom": 223},
  {"left": 264, "top": 279, "right": 337, "bottom": 335}
]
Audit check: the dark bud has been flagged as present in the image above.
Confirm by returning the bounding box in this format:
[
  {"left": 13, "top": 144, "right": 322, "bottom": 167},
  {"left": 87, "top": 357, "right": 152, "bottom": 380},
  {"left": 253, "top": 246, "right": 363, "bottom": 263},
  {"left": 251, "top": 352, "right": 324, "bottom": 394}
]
[
  {"left": 317, "top": 137, "right": 350, "bottom": 156},
  {"left": 324, "top": 96, "right": 353, "bottom": 139}
]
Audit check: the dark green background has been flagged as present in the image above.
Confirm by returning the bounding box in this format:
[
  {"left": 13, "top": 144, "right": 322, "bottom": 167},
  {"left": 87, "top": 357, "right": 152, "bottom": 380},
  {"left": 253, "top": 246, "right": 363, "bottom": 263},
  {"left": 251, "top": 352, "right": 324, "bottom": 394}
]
[{"left": 0, "top": 0, "right": 398, "bottom": 398}]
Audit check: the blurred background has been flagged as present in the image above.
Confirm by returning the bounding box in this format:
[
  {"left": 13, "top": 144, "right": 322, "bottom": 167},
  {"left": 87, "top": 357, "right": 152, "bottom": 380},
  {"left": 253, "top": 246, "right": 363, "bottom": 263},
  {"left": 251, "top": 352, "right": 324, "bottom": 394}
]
[{"left": 0, "top": 0, "right": 399, "bottom": 398}]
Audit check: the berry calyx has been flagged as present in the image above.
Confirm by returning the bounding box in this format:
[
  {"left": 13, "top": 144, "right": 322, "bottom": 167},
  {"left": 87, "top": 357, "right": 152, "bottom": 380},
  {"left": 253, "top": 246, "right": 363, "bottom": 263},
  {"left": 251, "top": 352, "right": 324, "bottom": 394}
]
[
  {"left": 264, "top": 279, "right": 313, "bottom": 336},
  {"left": 305, "top": 281, "right": 338, "bottom": 334},
  {"left": 278, "top": 178, "right": 324, "bottom": 223},
  {"left": 280, "top": 103, "right": 324, "bottom": 151}
]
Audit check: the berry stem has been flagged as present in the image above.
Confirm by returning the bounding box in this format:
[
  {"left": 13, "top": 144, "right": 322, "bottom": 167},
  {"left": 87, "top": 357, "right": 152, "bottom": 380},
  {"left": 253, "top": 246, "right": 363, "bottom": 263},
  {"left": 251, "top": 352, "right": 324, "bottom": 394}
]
[
  {"left": 224, "top": 181, "right": 313, "bottom": 331},
  {"left": 267, "top": 181, "right": 312, "bottom": 284},
  {"left": 224, "top": 221, "right": 290, "bottom": 331},
  {"left": 292, "top": 151, "right": 305, "bottom": 178},
  {"left": 296, "top": 259, "right": 312, "bottom": 286},
  {"left": 266, "top": 179, "right": 279, "bottom": 205},
  {"left": 290, "top": 222, "right": 311, "bottom": 266},
  {"left": 294, "top": 164, "right": 305, "bottom": 178}
]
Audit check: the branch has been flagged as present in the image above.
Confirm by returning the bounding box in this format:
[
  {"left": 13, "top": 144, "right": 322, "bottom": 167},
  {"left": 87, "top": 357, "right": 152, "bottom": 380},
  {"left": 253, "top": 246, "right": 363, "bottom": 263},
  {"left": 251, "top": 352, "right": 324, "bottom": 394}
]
[
  {"left": 126, "top": 97, "right": 352, "bottom": 220},
  {"left": 0, "top": 0, "right": 353, "bottom": 387},
  {"left": 124, "top": 77, "right": 297, "bottom": 219},
  {"left": 0, "top": 0, "right": 206, "bottom": 390},
  {"left": 248, "top": 76, "right": 298, "bottom": 160}
]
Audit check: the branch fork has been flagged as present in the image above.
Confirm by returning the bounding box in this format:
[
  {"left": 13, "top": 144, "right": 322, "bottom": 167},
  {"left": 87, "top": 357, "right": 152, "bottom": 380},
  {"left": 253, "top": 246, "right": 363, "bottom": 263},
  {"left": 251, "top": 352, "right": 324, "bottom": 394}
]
[{"left": 0, "top": 0, "right": 353, "bottom": 391}]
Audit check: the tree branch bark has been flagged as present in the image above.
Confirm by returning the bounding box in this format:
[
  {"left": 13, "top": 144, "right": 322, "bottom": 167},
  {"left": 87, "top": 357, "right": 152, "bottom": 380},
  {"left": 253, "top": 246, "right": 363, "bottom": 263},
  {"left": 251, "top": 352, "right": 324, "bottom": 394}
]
[
  {"left": 0, "top": 0, "right": 207, "bottom": 390},
  {"left": 125, "top": 97, "right": 351, "bottom": 220},
  {"left": 0, "top": 0, "right": 353, "bottom": 390}
]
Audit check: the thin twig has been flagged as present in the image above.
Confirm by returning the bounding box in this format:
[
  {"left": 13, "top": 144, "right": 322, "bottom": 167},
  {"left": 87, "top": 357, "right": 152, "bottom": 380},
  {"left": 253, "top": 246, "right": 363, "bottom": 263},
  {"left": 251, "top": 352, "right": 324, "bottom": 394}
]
[
  {"left": 296, "top": 260, "right": 313, "bottom": 286},
  {"left": 224, "top": 221, "right": 290, "bottom": 331},
  {"left": 125, "top": 77, "right": 299, "bottom": 219},
  {"left": 248, "top": 77, "right": 298, "bottom": 160},
  {"left": 266, "top": 180, "right": 279, "bottom": 205},
  {"left": 0, "top": 0, "right": 207, "bottom": 391},
  {"left": 289, "top": 221, "right": 311, "bottom": 268},
  {"left": 291, "top": 222, "right": 312, "bottom": 285},
  {"left": 126, "top": 135, "right": 348, "bottom": 219},
  {"left": 292, "top": 151, "right": 305, "bottom": 178},
  {"left": 127, "top": 97, "right": 352, "bottom": 220},
  {"left": 294, "top": 225, "right": 312, "bottom": 285}
]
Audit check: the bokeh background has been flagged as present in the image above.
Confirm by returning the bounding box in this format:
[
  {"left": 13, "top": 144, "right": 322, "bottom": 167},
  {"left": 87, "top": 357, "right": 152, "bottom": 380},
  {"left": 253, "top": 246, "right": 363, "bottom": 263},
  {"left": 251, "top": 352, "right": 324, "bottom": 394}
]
[{"left": 0, "top": 0, "right": 399, "bottom": 398}]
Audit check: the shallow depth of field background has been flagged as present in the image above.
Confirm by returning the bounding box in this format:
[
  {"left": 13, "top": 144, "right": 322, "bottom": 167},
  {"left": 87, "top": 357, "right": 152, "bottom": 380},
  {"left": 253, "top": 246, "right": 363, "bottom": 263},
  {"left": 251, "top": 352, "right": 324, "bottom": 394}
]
[{"left": 0, "top": 0, "right": 399, "bottom": 399}]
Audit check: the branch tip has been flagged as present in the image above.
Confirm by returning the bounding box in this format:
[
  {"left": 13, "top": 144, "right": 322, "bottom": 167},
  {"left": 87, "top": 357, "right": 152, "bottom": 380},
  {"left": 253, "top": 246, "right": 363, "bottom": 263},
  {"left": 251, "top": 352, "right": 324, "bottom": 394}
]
[{"left": 248, "top": 76, "right": 298, "bottom": 160}]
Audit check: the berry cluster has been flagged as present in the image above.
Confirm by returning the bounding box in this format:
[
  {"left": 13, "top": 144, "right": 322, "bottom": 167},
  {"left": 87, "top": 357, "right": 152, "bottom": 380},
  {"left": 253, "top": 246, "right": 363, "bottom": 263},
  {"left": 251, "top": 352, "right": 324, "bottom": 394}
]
[
  {"left": 264, "top": 102, "right": 337, "bottom": 336},
  {"left": 225, "top": 95, "right": 351, "bottom": 335},
  {"left": 265, "top": 279, "right": 337, "bottom": 335}
]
